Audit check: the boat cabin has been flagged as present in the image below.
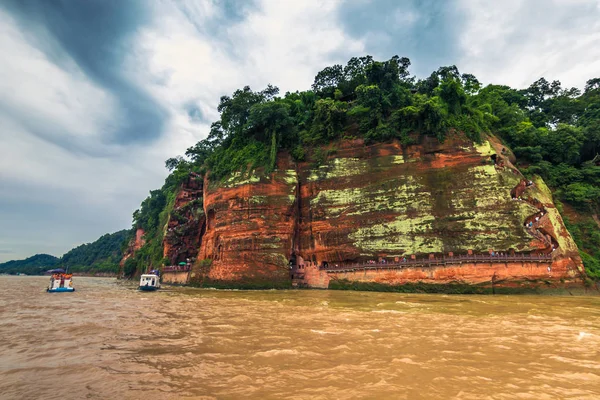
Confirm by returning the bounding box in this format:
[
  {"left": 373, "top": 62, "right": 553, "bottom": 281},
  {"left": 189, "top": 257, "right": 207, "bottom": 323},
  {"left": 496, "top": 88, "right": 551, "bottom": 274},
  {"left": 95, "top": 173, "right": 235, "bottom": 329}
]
[
  {"left": 47, "top": 273, "right": 75, "bottom": 293},
  {"left": 139, "top": 274, "right": 160, "bottom": 291}
]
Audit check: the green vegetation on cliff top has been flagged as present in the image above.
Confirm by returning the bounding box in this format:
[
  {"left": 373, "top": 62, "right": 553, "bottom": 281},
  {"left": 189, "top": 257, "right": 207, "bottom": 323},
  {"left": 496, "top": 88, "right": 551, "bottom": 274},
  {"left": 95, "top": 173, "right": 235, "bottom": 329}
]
[{"left": 130, "top": 56, "right": 600, "bottom": 279}]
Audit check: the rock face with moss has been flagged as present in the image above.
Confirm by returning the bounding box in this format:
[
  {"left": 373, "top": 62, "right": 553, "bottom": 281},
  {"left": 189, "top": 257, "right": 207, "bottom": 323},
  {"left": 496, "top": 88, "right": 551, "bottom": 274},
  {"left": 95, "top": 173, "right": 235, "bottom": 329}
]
[
  {"left": 183, "top": 133, "right": 583, "bottom": 288},
  {"left": 194, "top": 156, "right": 298, "bottom": 286},
  {"left": 124, "top": 133, "right": 584, "bottom": 288}
]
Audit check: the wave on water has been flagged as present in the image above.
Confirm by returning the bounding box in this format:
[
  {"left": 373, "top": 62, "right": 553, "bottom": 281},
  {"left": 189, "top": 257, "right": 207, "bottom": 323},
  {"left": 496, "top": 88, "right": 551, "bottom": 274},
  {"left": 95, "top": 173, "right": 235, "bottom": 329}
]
[
  {"left": 253, "top": 348, "right": 323, "bottom": 358},
  {"left": 332, "top": 345, "right": 351, "bottom": 351},
  {"left": 392, "top": 357, "right": 419, "bottom": 365},
  {"left": 394, "top": 301, "right": 425, "bottom": 307},
  {"left": 578, "top": 331, "right": 595, "bottom": 340},
  {"left": 254, "top": 349, "right": 300, "bottom": 357},
  {"left": 310, "top": 329, "right": 341, "bottom": 335},
  {"left": 372, "top": 309, "right": 405, "bottom": 314}
]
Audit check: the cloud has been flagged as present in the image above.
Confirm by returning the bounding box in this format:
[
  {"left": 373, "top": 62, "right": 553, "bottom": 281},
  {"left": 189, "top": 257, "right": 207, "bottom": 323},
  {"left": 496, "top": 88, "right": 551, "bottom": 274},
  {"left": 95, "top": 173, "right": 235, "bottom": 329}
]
[
  {"left": 335, "top": 0, "right": 464, "bottom": 76},
  {"left": 1, "top": 0, "right": 167, "bottom": 146},
  {"left": 0, "top": 5, "right": 167, "bottom": 261},
  {"left": 456, "top": 0, "right": 600, "bottom": 89},
  {"left": 0, "top": 0, "right": 598, "bottom": 262},
  {"left": 185, "top": 103, "right": 205, "bottom": 124}
]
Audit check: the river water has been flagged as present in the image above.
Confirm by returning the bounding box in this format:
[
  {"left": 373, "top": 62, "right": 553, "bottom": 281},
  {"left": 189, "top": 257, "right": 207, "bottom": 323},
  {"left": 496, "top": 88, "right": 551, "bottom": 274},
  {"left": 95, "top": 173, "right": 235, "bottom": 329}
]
[{"left": 1, "top": 276, "right": 600, "bottom": 399}]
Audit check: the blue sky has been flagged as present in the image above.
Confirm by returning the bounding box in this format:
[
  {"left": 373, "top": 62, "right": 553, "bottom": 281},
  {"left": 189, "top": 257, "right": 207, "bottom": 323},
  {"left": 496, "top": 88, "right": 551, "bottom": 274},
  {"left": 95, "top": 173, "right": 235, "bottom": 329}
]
[{"left": 1, "top": 0, "right": 599, "bottom": 262}]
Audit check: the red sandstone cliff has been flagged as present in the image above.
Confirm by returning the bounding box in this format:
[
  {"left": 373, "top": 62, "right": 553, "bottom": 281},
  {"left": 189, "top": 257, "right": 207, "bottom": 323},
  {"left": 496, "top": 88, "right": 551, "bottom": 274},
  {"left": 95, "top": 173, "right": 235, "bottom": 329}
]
[
  {"left": 163, "top": 172, "right": 205, "bottom": 265},
  {"left": 120, "top": 228, "right": 145, "bottom": 267},
  {"left": 196, "top": 155, "right": 298, "bottom": 285},
  {"left": 190, "top": 133, "right": 583, "bottom": 289}
]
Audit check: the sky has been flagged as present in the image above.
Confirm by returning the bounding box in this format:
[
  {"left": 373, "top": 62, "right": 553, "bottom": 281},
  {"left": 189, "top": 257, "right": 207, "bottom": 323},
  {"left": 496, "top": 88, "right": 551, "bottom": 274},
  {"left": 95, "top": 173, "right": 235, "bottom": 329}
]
[{"left": 1, "top": 0, "right": 599, "bottom": 262}]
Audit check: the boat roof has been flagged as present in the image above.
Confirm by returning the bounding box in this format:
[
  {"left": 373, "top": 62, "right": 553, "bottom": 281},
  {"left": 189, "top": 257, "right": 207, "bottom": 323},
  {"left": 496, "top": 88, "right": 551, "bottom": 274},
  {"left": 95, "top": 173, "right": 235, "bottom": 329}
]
[{"left": 141, "top": 274, "right": 159, "bottom": 277}]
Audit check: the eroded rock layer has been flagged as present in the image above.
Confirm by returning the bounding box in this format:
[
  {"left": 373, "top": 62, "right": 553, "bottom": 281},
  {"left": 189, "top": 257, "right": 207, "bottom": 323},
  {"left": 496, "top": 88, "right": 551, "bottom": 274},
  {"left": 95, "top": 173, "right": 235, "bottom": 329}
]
[
  {"left": 163, "top": 173, "right": 205, "bottom": 265},
  {"left": 197, "top": 156, "right": 298, "bottom": 285},
  {"left": 186, "top": 134, "right": 583, "bottom": 288}
]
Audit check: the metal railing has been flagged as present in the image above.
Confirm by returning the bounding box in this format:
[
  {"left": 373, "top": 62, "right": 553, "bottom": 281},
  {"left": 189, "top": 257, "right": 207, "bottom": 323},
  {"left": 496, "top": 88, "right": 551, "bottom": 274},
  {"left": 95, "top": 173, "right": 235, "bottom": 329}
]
[
  {"left": 319, "top": 253, "right": 553, "bottom": 273},
  {"left": 163, "top": 265, "right": 191, "bottom": 272}
]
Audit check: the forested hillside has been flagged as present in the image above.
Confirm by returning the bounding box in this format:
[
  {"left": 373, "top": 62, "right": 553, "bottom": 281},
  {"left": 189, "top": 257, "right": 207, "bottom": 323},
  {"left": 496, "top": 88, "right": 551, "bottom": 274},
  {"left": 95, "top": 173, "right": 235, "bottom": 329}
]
[
  {"left": 60, "top": 230, "right": 129, "bottom": 274},
  {"left": 0, "top": 254, "right": 60, "bottom": 275},
  {"left": 128, "top": 55, "right": 600, "bottom": 279},
  {"left": 0, "top": 230, "right": 129, "bottom": 275}
]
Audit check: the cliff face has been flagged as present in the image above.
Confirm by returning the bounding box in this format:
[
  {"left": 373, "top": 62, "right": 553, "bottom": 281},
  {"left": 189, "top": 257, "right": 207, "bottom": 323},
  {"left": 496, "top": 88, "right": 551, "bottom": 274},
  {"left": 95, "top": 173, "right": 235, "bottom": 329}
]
[
  {"left": 196, "top": 156, "right": 298, "bottom": 285},
  {"left": 162, "top": 173, "right": 205, "bottom": 265},
  {"left": 154, "top": 134, "right": 585, "bottom": 288},
  {"left": 120, "top": 228, "right": 145, "bottom": 267},
  {"left": 298, "top": 136, "right": 531, "bottom": 262}
]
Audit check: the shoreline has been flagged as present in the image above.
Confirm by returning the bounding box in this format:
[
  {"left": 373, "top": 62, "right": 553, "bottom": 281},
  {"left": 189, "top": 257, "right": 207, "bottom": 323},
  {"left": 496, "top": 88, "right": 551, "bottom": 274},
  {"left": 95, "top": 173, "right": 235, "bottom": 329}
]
[{"left": 162, "top": 278, "right": 600, "bottom": 296}]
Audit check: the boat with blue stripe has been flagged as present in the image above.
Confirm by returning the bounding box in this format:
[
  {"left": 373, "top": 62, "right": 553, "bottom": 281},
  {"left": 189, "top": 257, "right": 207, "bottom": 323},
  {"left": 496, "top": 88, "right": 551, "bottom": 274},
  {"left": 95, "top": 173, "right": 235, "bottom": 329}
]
[
  {"left": 47, "top": 270, "right": 75, "bottom": 293},
  {"left": 139, "top": 269, "right": 161, "bottom": 291}
]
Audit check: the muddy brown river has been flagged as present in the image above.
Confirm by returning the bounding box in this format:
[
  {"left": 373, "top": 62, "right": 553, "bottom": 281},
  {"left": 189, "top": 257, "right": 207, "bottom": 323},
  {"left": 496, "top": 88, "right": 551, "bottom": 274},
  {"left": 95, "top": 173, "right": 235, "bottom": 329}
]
[{"left": 1, "top": 276, "right": 600, "bottom": 399}]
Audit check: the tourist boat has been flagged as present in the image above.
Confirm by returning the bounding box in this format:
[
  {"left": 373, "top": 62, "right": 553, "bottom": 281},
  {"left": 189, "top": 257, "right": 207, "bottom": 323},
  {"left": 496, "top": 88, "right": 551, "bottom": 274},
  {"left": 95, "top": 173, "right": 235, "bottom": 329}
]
[
  {"left": 139, "top": 270, "right": 160, "bottom": 291},
  {"left": 47, "top": 272, "right": 75, "bottom": 293}
]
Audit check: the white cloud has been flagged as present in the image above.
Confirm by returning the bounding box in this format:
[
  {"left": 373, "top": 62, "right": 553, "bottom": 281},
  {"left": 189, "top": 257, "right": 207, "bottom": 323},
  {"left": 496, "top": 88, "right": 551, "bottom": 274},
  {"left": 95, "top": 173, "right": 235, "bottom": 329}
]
[
  {"left": 129, "top": 0, "right": 364, "bottom": 158},
  {"left": 0, "top": 10, "right": 167, "bottom": 260},
  {"left": 457, "top": 0, "right": 600, "bottom": 89},
  {"left": 235, "top": 0, "right": 363, "bottom": 92},
  {"left": 0, "top": 12, "right": 120, "bottom": 142}
]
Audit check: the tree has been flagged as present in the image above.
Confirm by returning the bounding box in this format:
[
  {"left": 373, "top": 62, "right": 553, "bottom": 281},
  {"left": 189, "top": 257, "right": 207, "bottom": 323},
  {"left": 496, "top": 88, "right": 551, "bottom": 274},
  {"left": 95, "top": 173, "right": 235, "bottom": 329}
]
[
  {"left": 247, "top": 101, "right": 293, "bottom": 142},
  {"left": 542, "top": 124, "right": 584, "bottom": 165},
  {"left": 585, "top": 78, "right": 600, "bottom": 93},
  {"left": 185, "top": 138, "right": 216, "bottom": 165},
  {"left": 246, "top": 100, "right": 294, "bottom": 171},
  {"left": 436, "top": 65, "right": 460, "bottom": 80},
  {"left": 417, "top": 72, "right": 440, "bottom": 95},
  {"left": 560, "top": 183, "right": 600, "bottom": 208},
  {"left": 309, "top": 99, "right": 347, "bottom": 142},
  {"left": 343, "top": 56, "right": 373, "bottom": 82},
  {"left": 524, "top": 78, "right": 562, "bottom": 108},
  {"left": 439, "top": 78, "right": 466, "bottom": 115},
  {"left": 420, "top": 97, "right": 447, "bottom": 140},
  {"left": 123, "top": 257, "right": 137, "bottom": 277},
  {"left": 461, "top": 73, "right": 481, "bottom": 95},
  {"left": 165, "top": 156, "right": 183, "bottom": 171},
  {"left": 312, "top": 65, "right": 344, "bottom": 97},
  {"left": 217, "top": 85, "right": 278, "bottom": 139}
]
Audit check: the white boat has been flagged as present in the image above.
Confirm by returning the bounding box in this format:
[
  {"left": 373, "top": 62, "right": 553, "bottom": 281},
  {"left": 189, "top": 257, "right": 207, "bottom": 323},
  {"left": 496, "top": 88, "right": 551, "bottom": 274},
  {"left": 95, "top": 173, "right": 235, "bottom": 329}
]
[
  {"left": 139, "top": 273, "right": 160, "bottom": 291},
  {"left": 47, "top": 273, "right": 75, "bottom": 293}
]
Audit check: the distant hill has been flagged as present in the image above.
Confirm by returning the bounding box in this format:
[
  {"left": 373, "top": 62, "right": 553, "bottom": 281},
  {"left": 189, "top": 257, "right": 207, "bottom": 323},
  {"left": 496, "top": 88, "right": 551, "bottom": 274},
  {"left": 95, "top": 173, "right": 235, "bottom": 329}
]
[
  {"left": 0, "top": 230, "right": 129, "bottom": 275},
  {"left": 60, "top": 230, "right": 129, "bottom": 274},
  {"left": 0, "top": 254, "right": 60, "bottom": 275}
]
